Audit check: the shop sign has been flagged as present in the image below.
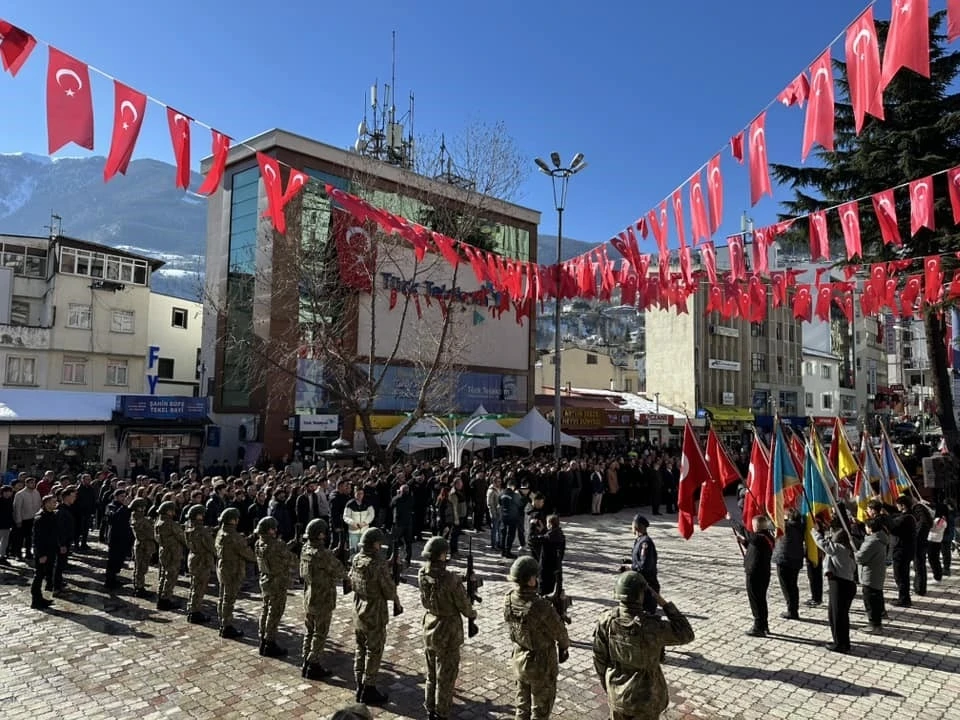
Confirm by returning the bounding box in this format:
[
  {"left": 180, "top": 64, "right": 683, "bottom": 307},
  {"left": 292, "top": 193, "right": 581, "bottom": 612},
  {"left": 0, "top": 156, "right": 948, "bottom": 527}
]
[
  {"left": 552, "top": 407, "right": 633, "bottom": 429},
  {"left": 117, "top": 395, "right": 208, "bottom": 421},
  {"left": 298, "top": 414, "right": 339, "bottom": 433},
  {"left": 722, "top": 392, "right": 735, "bottom": 406},
  {"left": 713, "top": 326, "right": 739, "bottom": 338},
  {"left": 708, "top": 359, "right": 741, "bottom": 372},
  {"left": 637, "top": 413, "right": 673, "bottom": 426}
]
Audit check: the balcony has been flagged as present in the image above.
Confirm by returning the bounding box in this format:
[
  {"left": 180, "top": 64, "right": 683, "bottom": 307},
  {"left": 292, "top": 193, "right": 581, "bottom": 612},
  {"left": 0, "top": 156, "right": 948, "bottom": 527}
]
[{"left": 0, "top": 324, "right": 51, "bottom": 350}]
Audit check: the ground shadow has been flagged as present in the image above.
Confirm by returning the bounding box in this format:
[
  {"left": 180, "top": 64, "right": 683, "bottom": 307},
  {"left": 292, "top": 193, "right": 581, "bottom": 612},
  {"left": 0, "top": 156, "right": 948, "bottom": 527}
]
[
  {"left": 46, "top": 606, "right": 156, "bottom": 639},
  {"left": 853, "top": 641, "right": 960, "bottom": 673},
  {"left": 665, "top": 650, "right": 904, "bottom": 697}
]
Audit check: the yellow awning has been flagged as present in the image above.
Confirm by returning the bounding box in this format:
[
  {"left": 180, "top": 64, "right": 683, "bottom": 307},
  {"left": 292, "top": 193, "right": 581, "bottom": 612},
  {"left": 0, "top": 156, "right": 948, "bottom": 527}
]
[{"left": 704, "top": 406, "right": 754, "bottom": 422}]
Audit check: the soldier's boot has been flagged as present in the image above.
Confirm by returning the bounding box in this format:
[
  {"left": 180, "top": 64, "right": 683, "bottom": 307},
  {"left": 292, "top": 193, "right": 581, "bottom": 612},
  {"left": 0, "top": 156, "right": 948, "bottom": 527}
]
[
  {"left": 220, "top": 625, "right": 243, "bottom": 640},
  {"left": 263, "top": 641, "right": 287, "bottom": 658},
  {"left": 156, "top": 598, "right": 173, "bottom": 611},
  {"left": 187, "top": 612, "right": 208, "bottom": 625},
  {"left": 354, "top": 676, "right": 364, "bottom": 702},
  {"left": 304, "top": 663, "right": 331, "bottom": 680},
  {"left": 133, "top": 587, "right": 150, "bottom": 599},
  {"left": 427, "top": 711, "right": 438, "bottom": 720},
  {"left": 258, "top": 639, "right": 267, "bottom": 656},
  {"left": 359, "top": 685, "right": 388, "bottom": 706},
  {"left": 301, "top": 661, "right": 308, "bottom": 678}
]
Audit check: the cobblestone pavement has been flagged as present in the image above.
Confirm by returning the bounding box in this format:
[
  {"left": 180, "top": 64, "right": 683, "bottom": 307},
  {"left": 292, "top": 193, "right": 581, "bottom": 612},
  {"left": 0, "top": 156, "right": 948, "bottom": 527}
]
[{"left": 1, "top": 502, "right": 958, "bottom": 720}]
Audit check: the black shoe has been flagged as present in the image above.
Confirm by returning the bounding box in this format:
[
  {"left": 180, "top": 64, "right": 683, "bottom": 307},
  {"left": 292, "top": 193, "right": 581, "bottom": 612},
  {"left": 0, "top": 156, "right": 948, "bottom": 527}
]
[
  {"left": 304, "top": 663, "right": 331, "bottom": 680},
  {"left": 781, "top": 611, "right": 800, "bottom": 620},
  {"left": 301, "top": 661, "right": 308, "bottom": 678},
  {"left": 892, "top": 600, "right": 912, "bottom": 608},
  {"left": 262, "top": 641, "right": 287, "bottom": 658},
  {"left": 156, "top": 598, "right": 174, "bottom": 611},
  {"left": 745, "top": 628, "right": 766, "bottom": 637},
  {"left": 355, "top": 682, "right": 364, "bottom": 702},
  {"left": 428, "top": 712, "right": 438, "bottom": 720},
  {"left": 133, "top": 587, "right": 150, "bottom": 599},
  {"left": 826, "top": 643, "right": 849, "bottom": 653},
  {"left": 360, "top": 685, "right": 389, "bottom": 706},
  {"left": 186, "top": 612, "right": 208, "bottom": 625},
  {"left": 502, "top": 552, "right": 516, "bottom": 559},
  {"left": 804, "top": 599, "right": 821, "bottom": 607},
  {"left": 258, "top": 639, "right": 267, "bottom": 656},
  {"left": 219, "top": 625, "right": 243, "bottom": 640},
  {"left": 31, "top": 598, "right": 53, "bottom": 610}
]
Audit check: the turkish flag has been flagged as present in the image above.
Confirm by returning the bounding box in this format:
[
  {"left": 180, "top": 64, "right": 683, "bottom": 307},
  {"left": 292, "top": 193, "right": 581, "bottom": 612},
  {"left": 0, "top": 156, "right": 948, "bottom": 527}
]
[
  {"left": 197, "top": 131, "right": 231, "bottom": 195},
  {"left": 881, "top": 0, "right": 930, "bottom": 92},
  {"left": 802, "top": 50, "right": 835, "bottom": 160},
  {"left": 707, "top": 428, "right": 742, "bottom": 489},
  {"left": 748, "top": 113, "right": 773, "bottom": 206},
  {"left": 166, "top": 108, "right": 191, "bottom": 190},
  {"left": 902, "top": 275, "right": 923, "bottom": 317},
  {"left": 778, "top": 73, "right": 810, "bottom": 108},
  {"left": 815, "top": 284, "right": 833, "bottom": 322},
  {"left": 809, "top": 210, "right": 830, "bottom": 261},
  {"left": 257, "top": 152, "right": 286, "bottom": 234},
  {"left": 728, "top": 234, "right": 746, "bottom": 282},
  {"left": 792, "top": 285, "right": 813, "bottom": 322},
  {"left": 647, "top": 202, "right": 669, "bottom": 256},
  {"left": 701, "top": 241, "right": 717, "bottom": 285},
  {"left": 872, "top": 189, "right": 902, "bottom": 245},
  {"left": 950, "top": 0, "right": 960, "bottom": 43},
  {"left": 46, "top": 47, "right": 94, "bottom": 154},
  {"left": 332, "top": 210, "right": 376, "bottom": 291},
  {"left": 689, "top": 170, "right": 709, "bottom": 245},
  {"left": 845, "top": 8, "right": 885, "bottom": 134},
  {"left": 282, "top": 168, "right": 308, "bottom": 205},
  {"left": 707, "top": 154, "right": 724, "bottom": 235},
  {"left": 679, "top": 423, "right": 712, "bottom": 540},
  {"left": 948, "top": 166, "right": 960, "bottom": 223},
  {"left": 924, "top": 255, "right": 943, "bottom": 304},
  {"left": 672, "top": 189, "right": 687, "bottom": 247},
  {"left": 104, "top": 82, "right": 147, "bottom": 182},
  {"left": 0, "top": 19, "right": 36, "bottom": 76},
  {"left": 839, "top": 201, "right": 862, "bottom": 260},
  {"left": 742, "top": 433, "right": 771, "bottom": 532},
  {"left": 731, "top": 132, "right": 744, "bottom": 163},
  {"left": 909, "top": 176, "right": 935, "bottom": 235}
]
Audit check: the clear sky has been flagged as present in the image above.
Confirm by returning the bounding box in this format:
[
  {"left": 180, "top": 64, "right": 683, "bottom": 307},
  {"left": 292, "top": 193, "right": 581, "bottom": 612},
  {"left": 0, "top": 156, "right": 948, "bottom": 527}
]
[{"left": 0, "top": 0, "right": 890, "bottom": 248}]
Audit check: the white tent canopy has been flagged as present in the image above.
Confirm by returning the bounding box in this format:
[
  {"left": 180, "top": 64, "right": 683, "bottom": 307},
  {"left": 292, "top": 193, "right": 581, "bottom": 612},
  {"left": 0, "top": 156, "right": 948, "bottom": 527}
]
[
  {"left": 374, "top": 417, "right": 444, "bottom": 454},
  {"left": 508, "top": 408, "right": 581, "bottom": 449},
  {"left": 456, "top": 406, "right": 531, "bottom": 452}
]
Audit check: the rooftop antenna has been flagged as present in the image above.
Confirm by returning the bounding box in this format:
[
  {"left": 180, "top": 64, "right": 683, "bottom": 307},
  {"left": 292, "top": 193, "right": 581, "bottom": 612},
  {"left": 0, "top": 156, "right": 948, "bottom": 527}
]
[
  {"left": 353, "top": 32, "right": 415, "bottom": 170},
  {"left": 43, "top": 212, "right": 62, "bottom": 239}
]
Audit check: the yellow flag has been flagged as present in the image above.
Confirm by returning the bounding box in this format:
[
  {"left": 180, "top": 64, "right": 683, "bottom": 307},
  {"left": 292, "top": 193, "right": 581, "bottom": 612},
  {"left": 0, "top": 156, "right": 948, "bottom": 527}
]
[{"left": 833, "top": 418, "right": 860, "bottom": 480}]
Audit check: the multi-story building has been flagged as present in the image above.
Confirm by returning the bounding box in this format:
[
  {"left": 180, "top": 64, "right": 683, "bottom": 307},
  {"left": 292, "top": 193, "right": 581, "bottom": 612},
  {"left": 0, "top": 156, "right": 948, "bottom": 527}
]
[
  {"left": 887, "top": 317, "right": 932, "bottom": 422},
  {"left": 201, "top": 129, "right": 539, "bottom": 465},
  {"left": 644, "top": 278, "right": 803, "bottom": 446},
  {"left": 536, "top": 345, "right": 641, "bottom": 395},
  {"left": 0, "top": 233, "right": 205, "bottom": 474},
  {"left": 802, "top": 347, "right": 841, "bottom": 421}
]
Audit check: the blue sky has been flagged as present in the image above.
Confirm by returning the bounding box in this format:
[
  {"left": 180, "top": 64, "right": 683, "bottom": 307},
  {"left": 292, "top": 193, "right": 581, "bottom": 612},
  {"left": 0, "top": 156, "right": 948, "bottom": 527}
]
[{"left": 0, "top": 0, "right": 895, "bottom": 248}]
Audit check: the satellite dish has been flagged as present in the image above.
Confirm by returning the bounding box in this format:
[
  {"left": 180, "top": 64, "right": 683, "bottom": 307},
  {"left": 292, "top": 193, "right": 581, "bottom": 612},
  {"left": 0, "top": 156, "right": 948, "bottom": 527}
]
[{"left": 358, "top": 119, "right": 368, "bottom": 136}]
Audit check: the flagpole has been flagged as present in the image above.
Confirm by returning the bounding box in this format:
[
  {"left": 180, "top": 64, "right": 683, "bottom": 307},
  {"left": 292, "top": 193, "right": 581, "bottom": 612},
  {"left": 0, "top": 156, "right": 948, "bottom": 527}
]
[
  {"left": 801, "top": 428, "right": 857, "bottom": 549},
  {"left": 879, "top": 419, "right": 924, "bottom": 501}
]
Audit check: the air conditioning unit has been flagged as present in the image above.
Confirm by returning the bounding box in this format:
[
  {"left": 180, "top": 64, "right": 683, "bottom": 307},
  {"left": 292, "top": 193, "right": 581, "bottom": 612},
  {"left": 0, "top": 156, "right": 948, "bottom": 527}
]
[{"left": 238, "top": 417, "right": 259, "bottom": 443}]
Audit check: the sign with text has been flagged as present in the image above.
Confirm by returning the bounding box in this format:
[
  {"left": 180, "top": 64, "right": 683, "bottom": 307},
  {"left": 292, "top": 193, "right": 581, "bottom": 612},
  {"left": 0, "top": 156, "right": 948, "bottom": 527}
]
[
  {"left": 116, "top": 395, "right": 209, "bottom": 421},
  {"left": 708, "top": 359, "right": 741, "bottom": 372},
  {"left": 296, "top": 414, "right": 339, "bottom": 434}
]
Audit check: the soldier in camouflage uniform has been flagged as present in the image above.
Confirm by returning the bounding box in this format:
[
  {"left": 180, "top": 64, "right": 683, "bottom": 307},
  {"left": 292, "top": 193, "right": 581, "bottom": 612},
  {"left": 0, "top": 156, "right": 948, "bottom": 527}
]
[
  {"left": 255, "top": 516, "right": 296, "bottom": 657},
  {"left": 348, "top": 527, "right": 402, "bottom": 706},
  {"left": 155, "top": 501, "right": 188, "bottom": 611},
  {"left": 503, "top": 555, "right": 570, "bottom": 720},
  {"left": 215, "top": 507, "right": 256, "bottom": 639},
  {"left": 130, "top": 498, "right": 156, "bottom": 599},
  {"left": 301, "top": 518, "right": 346, "bottom": 680},
  {"left": 593, "top": 572, "right": 695, "bottom": 720},
  {"left": 419, "top": 536, "right": 477, "bottom": 720},
  {"left": 184, "top": 504, "right": 216, "bottom": 625}
]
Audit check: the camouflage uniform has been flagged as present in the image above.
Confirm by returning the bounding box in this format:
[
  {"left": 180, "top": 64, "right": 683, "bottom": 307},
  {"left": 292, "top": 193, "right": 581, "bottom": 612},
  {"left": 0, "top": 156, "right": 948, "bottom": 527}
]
[
  {"left": 348, "top": 541, "right": 399, "bottom": 689},
  {"left": 255, "top": 532, "right": 296, "bottom": 643},
  {"left": 593, "top": 572, "right": 695, "bottom": 720},
  {"left": 419, "top": 551, "right": 476, "bottom": 719},
  {"left": 215, "top": 519, "right": 256, "bottom": 630},
  {"left": 504, "top": 574, "right": 570, "bottom": 719},
  {"left": 130, "top": 501, "right": 156, "bottom": 593},
  {"left": 155, "top": 511, "right": 187, "bottom": 601},
  {"left": 185, "top": 512, "right": 216, "bottom": 614},
  {"left": 301, "top": 534, "right": 346, "bottom": 667}
]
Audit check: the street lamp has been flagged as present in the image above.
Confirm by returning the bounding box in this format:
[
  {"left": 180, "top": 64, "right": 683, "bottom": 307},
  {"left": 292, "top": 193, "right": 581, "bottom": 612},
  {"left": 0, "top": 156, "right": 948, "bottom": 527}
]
[{"left": 535, "top": 151, "right": 587, "bottom": 460}]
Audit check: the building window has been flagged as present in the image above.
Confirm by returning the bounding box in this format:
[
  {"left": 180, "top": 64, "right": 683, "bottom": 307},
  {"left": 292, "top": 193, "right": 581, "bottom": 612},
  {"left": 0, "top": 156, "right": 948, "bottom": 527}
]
[
  {"left": 60, "top": 247, "right": 149, "bottom": 285},
  {"left": 776, "top": 356, "right": 784, "bottom": 374},
  {"left": 62, "top": 358, "right": 87, "bottom": 385},
  {"left": 805, "top": 392, "right": 814, "bottom": 408},
  {"left": 788, "top": 359, "right": 796, "bottom": 376},
  {"left": 5, "top": 356, "right": 36, "bottom": 385},
  {"left": 821, "top": 393, "right": 833, "bottom": 410},
  {"left": 624, "top": 378, "right": 632, "bottom": 393},
  {"left": 855, "top": 331, "right": 861, "bottom": 344},
  {"left": 67, "top": 303, "right": 91, "bottom": 329},
  {"left": 804, "top": 361, "right": 814, "bottom": 376},
  {"left": 110, "top": 310, "right": 135, "bottom": 334},
  {"left": 157, "top": 358, "right": 175, "bottom": 379},
  {"left": 751, "top": 353, "right": 766, "bottom": 372},
  {"left": 821, "top": 365, "right": 831, "bottom": 379},
  {"left": 750, "top": 322, "right": 766, "bottom": 337},
  {"left": 106, "top": 359, "right": 128, "bottom": 386},
  {"left": 586, "top": 353, "right": 598, "bottom": 365},
  {"left": 171, "top": 307, "right": 188, "bottom": 329},
  {"left": 10, "top": 299, "right": 30, "bottom": 326},
  {"left": 776, "top": 322, "right": 783, "bottom": 340},
  {"left": 788, "top": 325, "right": 795, "bottom": 342}
]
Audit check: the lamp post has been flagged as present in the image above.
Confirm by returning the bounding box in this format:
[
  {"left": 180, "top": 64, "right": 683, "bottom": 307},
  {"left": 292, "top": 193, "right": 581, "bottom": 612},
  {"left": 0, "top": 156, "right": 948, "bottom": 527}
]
[{"left": 535, "top": 151, "right": 587, "bottom": 460}]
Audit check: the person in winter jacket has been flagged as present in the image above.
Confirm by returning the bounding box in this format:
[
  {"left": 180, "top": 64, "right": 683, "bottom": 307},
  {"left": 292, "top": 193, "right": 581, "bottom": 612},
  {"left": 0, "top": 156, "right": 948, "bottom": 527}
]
[
  {"left": 812, "top": 521, "right": 857, "bottom": 653},
  {"left": 772, "top": 509, "right": 805, "bottom": 620},
  {"left": 736, "top": 515, "right": 774, "bottom": 637},
  {"left": 855, "top": 517, "right": 889, "bottom": 633},
  {"left": 0, "top": 485, "right": 14, "bottom": 563},
  {"left": 343, "top": 487, "right": 374, "bottom": 554},
  {"left": 30, "top": 495, "right": 59, "bottom": 609}
]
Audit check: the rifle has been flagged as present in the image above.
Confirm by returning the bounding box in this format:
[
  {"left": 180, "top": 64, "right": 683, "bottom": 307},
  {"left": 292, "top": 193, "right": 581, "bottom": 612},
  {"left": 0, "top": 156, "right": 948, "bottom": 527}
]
[
  {"left": 336, "top": 529, "right": 352, "bottom": 595},
  {"left": 465, "top": 536, "right": 481, "bottom": 638},
  {"left": 552, "top": 568, "right": 572, "bottom": 625}
]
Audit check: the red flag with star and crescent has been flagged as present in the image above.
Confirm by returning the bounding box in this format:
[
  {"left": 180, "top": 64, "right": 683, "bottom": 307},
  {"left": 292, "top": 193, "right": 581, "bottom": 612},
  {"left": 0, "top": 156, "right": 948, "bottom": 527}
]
[
  {"left": 845, "top": 7, "right": 885, "bottom": 134},
  {"left": 909, "top": 176, "right": 935, "bottom": 235},
  {"left": 0, "top": 19, "right": 36, "bottom": 76},
  {"left": 197, "top": 131, "right": 231, "bottom": 196},
  {"left": 679, "top": 423, "right": 712, "bottom": 540},
  {"left": 748, "top": 113, "right": 772, "bottom": 206},
  {"left": 839, "top": 201, "right": 862, "bottom": 260},
  {"left": 881, "top": 0, "right": 930, "bottom": 92},
  {"left": 689, "top": 170, "right": 709, "bottom": 245},
  {"left": 46, "top": 47, "right": 94, "bottom": 154},
  {"left": 104, "top": 82, "right": 147, "bottom": 182},
  {"left": 948, "top": 166, "right": 960, "bottom": 224},
  {"left": 166, "top": 108, "right": 192, "bottom": 190},
  {"left": 872, "top": 189, "right": 902, "bottom": 246},
  {"left": 707, "top": 154, "right": 724, "bottom": 235},
  {"left": 802, "top": 49, "right": 835, "bottom": 160}
]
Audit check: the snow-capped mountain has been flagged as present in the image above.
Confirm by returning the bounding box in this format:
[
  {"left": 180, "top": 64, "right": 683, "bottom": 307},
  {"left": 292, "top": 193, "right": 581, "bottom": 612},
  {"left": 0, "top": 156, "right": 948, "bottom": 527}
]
[{"left": 0, "top": 152, "right": 206, "bottom": 299}]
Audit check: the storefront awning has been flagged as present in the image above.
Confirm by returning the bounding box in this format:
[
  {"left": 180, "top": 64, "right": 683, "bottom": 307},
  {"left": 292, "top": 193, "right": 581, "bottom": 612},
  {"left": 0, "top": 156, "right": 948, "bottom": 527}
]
[{"left": 704, "top": 406, "right": 754, "bottom": 422}]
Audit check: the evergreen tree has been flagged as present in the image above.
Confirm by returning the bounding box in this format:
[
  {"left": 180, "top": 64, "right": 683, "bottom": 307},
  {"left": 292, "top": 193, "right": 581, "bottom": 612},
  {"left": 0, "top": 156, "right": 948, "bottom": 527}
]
[{"left": 771, "top": 12, "right": 960, "bottom": 452}]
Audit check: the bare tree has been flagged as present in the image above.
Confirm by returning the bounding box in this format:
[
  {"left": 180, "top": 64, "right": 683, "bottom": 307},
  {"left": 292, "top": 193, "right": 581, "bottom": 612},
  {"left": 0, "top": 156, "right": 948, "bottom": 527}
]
[{"left": 215, "top": 120, "right": 528, "bottom": 463}]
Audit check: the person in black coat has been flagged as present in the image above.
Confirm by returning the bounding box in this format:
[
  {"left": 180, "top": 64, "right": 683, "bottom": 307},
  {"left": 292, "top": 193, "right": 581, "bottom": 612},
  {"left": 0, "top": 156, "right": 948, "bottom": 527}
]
[
  {"left": 30, "top": 495, "right": 59, "bottom": 609},
  {"left": 773, "top": 509, "right": 805, "bottom": 620},
  {"left": 883, "top": 498, "right": 917, "bottom": 607},
  {"left": 54, "top": 486, "right": 77, "bottom": 593},
  {"left": 537, "top": 515, "right": 566, "bottom": 596},
  {"left": 622, "top": 514, "right": 660, "bottom": 615},
  {"left": 737, "top": 515, "right": 775, "bottom": 637},
  {"left": 73, "top": 474, "right": 97, "bottom": 552},
  {"left": 390, "top": 484, "right": 415, "bottom": 566},
  {"left": 104, "top": 489, "right": 134, "bottom": 590}
]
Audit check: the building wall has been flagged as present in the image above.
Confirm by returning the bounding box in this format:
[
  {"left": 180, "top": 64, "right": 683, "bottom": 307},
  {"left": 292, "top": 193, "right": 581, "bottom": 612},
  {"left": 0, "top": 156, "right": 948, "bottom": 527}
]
[
  {"left": 147, "top": 293, "right": 203, "bottom": 396},
  {"left": 802, "top": 351, "right": 841, "bottom": 418},
  {"left": 536, "top": 346, "right": 641, "bottom": 394},
  {"left": 644, "top": 304, "right": 696, "bottom": 411}
]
